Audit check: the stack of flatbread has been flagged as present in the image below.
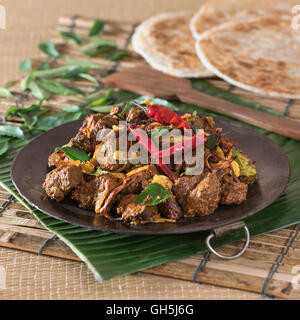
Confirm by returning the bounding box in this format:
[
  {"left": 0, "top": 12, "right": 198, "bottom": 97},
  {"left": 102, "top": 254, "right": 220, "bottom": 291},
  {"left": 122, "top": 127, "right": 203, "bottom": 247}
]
[{"left": 132, "top": 0, "right": 300, "bottom": 98}]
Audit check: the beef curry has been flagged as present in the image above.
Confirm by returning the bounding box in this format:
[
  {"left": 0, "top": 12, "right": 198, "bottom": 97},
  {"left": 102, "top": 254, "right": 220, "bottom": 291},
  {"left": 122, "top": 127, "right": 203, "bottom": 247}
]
[{"left": 43, "top": 102, "right": 258, "bottom": 226}]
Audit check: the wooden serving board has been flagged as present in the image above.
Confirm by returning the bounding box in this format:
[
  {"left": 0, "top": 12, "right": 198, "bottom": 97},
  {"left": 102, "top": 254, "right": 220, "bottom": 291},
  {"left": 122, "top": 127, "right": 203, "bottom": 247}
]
[{"left": 0, "top": 15, "right": 300, "bottom": 299}]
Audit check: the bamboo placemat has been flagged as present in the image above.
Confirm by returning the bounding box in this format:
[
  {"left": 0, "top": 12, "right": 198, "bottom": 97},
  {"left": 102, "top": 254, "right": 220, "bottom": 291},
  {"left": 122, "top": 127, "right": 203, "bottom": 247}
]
[{"left": 0, "top": 14, "right": 300, "bottom": 300}]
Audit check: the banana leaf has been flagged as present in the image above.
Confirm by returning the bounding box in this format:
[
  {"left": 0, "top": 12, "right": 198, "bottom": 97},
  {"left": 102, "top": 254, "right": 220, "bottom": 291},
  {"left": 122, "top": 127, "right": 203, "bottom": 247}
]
[{"left": 0, "top": 82, "right": 300, "bottom": 281}]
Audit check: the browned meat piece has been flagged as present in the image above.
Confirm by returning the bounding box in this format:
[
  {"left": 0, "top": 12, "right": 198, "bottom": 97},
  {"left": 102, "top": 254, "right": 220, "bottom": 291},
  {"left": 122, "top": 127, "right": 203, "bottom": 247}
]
[
  {"left": 71, "top": 179, "right": 97, "bottom": 209},
  {"left": 239, "top": 175, "right": 258, "bottom": 184},
  {"left": 121, "top": 165, "right": 159, "bottom": 194},
  {"left": 72, "top": 174, "right": 121, "bottom": 210},
  {"left": 116, "top": 194, "right": 137, "bottom": 215},
  {"left": 192, "top": 116, "right": 215, "bottom": 131},
  {"left": 126, "top": 106, "right": 147, "bottom": 124},
  {"left": 216, "top": 168, "right": 231, "bottom": 180},
  {"left": 172, "top": 174, "right": 204, "bottom": 205},
  {"left": 117, "top": 194, "right": 160, "bottom": 225},
  {"left": 97, "top": 134, "right": 133, "bottom": 172},
  {"left": 110, "top": 105, "right": 123, "bottom": 116},
  {"left": 70, "top": 114, "right": 119, "bottom": 154},
  {"left": 189, "top": 116, "right": 220, "bottom": 135},
  {"left": 69, "top": 114, "right": 103, "bottom": 153},
  {"left": 95, "top": 174, "right": 122, "bottom": 214},
  {"left": 48, "top": 151, "right": 67, "bottom": 168},
  {"left": 158, "top": 196, "right": 182, "bottom": 220},
  {"left": 183, "top": 172, "right": 221, "bottom": 217},
  {"left": 221, "top": 175, "right": 248, "bottom": 205},
  {"left": 145, "top": 122, "right": 167, "bottom": 133},
  {"left": 95, "top": 115, "right": 119, "bottom": 131},
  {"left": 43, "top": 166, "right": 83, "bottom": 202}
]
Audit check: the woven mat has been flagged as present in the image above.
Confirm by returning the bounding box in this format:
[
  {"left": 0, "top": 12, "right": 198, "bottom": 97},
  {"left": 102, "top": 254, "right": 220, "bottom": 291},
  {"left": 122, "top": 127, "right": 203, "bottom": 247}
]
[
  {"left": 1, "top": 246, "right": 263, "bottom": 300},
  {"left": 0, "top": 0, "right": 300, "bottom": 300}
]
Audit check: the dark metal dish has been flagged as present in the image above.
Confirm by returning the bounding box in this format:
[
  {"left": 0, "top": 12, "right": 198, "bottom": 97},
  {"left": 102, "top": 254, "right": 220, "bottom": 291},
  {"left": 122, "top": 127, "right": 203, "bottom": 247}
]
[{"left": 11, "top": 116, "right": 290, "bottom": 235}]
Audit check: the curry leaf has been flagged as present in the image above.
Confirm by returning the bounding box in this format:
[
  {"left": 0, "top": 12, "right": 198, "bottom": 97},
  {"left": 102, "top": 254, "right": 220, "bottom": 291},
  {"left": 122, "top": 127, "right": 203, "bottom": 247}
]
[
  {"left": 78, "top": 73, "right": 98, "bottom": 84},
  {"left": 62, "top": 66, "right": 90, "bottom": 80},
  {"left": 36, "top": 116, "right": 65, "bottom": 131},
  {"left": 0, "top": 88, "right": 14, "bottom": 99},
  {"left": 34, "top": 66, "right": 75, "bottom": 79},
  {"left": 58, "top": 30, "right": 83, "bottom": 45},
  {"left": 63, "top": 105, "right": 81, "bottom": 113},
  {"left": 6, "top": 99, "right": 48, "bottom": 130},
  {"left": 36, "top": 108, "right": 83, "bottom": 131},
  {"left": 19, "top": 58, "right": 32, "bottom": 72},
  {"left": 38, "top": 40, "right": 61, "bottom": 58},
  {"left": 0, "top": 141, "right": 9, "bottom": 156},
  {"left": 38, "top": 61, "right": 50, "bottom": 70},
  {"left": 0, "top": 126, "right": 25, "bottom": 139},
  {"left": 206, "top": 134, "right": 220, "bottom": 150},
  {"left": 4, "top": 80, "right": 18, "bottom": 89},
  {"left": 28, "top": 80, "right": 52, "bottom": 100},
  {"left": 106, "top": 50, "right": 129, "bottom": 61},
  {"left": 90, "top": 106, "right": 113, "bottom": 113},
  {"left": 135, "top": 183, "right": 171, "bottom": 207},
  {"left": 64, "top": 57, "right": 102, "bottom": 69},
  {"left": 90, "top": 88, "right": 113, "bottom": 107},
  {"left": 38, "top": 79, "right": 85, "bottom": 96},
  {"left": 80, "top": 38, "right": 116, "bottom": 56},
  {"left": 20, "top": 73, "right": 34, "bottom": 91},
  {"left": 58, "top": 146, "right": 90, "bottom": 162},
  {"left": 88, "top": 19, "right": 107, "bottom": 37}
]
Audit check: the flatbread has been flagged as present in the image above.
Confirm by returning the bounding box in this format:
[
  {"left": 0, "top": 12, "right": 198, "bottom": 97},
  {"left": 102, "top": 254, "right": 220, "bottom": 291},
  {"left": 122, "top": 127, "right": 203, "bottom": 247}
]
[
  {"left": 195, "top": 18, "right": 300, "bottom": 98},
  {"left": 190, "top": 0, "right": 297, "bottom": 39},
  {"left": 132, "top": 12, "right": 214, "bottom": 78}
]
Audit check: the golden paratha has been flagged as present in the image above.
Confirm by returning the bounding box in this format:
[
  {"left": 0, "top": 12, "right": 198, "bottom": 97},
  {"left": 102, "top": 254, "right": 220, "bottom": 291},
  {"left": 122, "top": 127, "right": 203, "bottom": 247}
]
[
  {"left": 190, "top": 0, "right": 297, "bottom": 39},
  {"left": 132, "top": 12, "right": 214, "bottom": 78},
  {"left": 196, "top": 18, "right": 300, "bottom": 98}
]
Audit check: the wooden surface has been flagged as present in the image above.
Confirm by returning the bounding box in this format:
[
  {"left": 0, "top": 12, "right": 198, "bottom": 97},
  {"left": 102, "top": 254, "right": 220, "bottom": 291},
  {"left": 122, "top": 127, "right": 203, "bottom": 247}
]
[
  {"left": 103, "top": 66, "right": 300, "bottom": 139},
  {"left": 0, "top": 5, "right": 300, "bottom": 300}
]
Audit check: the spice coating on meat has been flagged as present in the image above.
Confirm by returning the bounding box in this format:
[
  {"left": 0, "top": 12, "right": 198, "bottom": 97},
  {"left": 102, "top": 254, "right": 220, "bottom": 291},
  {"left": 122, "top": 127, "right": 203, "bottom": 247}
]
[
  {"left": 70, "top": 114, "right": 119, "bottom": 154},
  {"left": 43, "top": 110, "right": 258, "bottom": 226},
  {"left": 43, "top": 166, "right": 83, "bottom": 202},
  {"left": 48, "top": 151, "right": 67, "bottom": 168},
  {"left": 158, "top": 196, "right": 182, "bottom": 220},
  {"left": 183, "top": 172, "right": 221, "bottom": 217},
  {"left": 172, "top": 174, "right": 204, "bottom": 205},
  {"left": 117, "top": 194, "right": 160, "bottom": 225},
  {"left": 221, "top": 175, "right": 248, "bottom": 205},
  {"left": 110, "top": 105, "right": 123, "bottom": 116},
  {"left": 126, "top": 106, "right": 147, "bottom": 124},
  {"left": 121, "top": 165, "right": 159, "bottom": 194},
  {"left": 71, "top": 180, "right": 96, "bottom": 209},
  {"left": 72, "top": 174, "right": 121, "bottom": 211}
]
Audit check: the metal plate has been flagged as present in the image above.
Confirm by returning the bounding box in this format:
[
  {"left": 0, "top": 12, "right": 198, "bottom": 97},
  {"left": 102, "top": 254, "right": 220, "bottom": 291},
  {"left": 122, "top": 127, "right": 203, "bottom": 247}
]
[{"left": 11, "top": 117, "right": 291, "bottom": 235}]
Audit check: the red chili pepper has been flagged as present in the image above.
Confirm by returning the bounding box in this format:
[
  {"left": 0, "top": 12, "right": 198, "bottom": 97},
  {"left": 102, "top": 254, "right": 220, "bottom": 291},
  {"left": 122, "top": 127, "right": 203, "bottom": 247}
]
[
  {"left": 129, "top": 125, "right": 176, "bottom": 181},
  {"left": 147, "top": 105, "right": 191, "bottom": 131},
  {"left": 152, "top": 134, "right": 208, "bottom": 159}
]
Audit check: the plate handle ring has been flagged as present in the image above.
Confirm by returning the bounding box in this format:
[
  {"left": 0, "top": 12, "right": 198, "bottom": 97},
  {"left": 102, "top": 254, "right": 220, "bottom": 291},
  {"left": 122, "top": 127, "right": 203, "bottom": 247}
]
[{"left": 205, "top": 222, "right": 250, "bottom": 260}]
